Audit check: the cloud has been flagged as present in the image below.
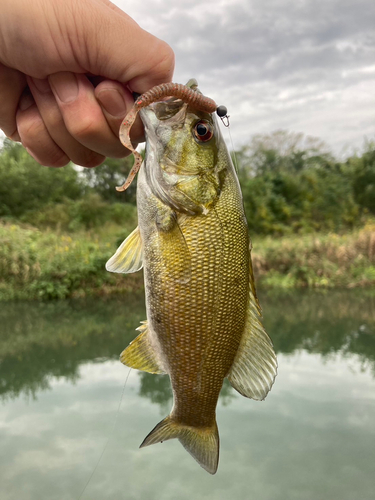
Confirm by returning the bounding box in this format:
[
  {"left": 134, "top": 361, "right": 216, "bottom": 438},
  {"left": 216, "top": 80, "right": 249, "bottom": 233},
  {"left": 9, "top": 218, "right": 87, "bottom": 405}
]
[
  {"left": 115, "top": 0, "right": 375, "bottom": 155},
  {"left": 2, "top": 0, "right": 372, "bottom": 157}
]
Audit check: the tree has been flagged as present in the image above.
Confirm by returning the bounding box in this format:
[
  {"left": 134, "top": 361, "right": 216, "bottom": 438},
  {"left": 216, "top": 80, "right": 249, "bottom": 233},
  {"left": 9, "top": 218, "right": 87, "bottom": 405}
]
[
  {"left": 236, "top": 131, "right": 360, "bottom": 234},
  {"left": 349, "top": 141, "right": 375, "bottom": 214},
  {"left": 0, "top": 140, "right": 83, "bottom": 217},
  {"left": 236, "top": 130, "right": 333, "bottom": 179},
  {"left": 80, "top": 155, "right": 139, "bottom": 204}
]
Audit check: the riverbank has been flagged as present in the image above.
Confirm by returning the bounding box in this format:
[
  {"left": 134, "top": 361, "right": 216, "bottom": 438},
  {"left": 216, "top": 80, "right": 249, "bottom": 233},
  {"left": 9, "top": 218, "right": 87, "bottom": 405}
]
[
  {"left": 252, "top": 220, "right": 375, "bottom": 289},
  {"left": 1, "top": 220, "right": 374, "bottom": 301}
]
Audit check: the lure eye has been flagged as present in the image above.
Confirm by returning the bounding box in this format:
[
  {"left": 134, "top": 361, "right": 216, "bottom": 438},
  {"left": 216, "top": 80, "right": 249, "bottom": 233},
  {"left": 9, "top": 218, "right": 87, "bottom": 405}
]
[{"left": 193, "top": 120, "right": 214, "bottom": 143}]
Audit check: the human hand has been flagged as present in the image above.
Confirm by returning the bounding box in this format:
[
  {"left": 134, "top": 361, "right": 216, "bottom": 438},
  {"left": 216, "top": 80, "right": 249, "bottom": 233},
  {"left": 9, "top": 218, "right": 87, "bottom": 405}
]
[{"left": 0, "top": 0, "right": 174, "bottom": 167}]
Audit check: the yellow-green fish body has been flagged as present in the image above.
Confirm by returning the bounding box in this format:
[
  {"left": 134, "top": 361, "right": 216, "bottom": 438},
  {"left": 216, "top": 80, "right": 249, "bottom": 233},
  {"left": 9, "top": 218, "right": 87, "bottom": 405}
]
[{"left": 107, "top": 81, "right": 277, "bottom": 474}]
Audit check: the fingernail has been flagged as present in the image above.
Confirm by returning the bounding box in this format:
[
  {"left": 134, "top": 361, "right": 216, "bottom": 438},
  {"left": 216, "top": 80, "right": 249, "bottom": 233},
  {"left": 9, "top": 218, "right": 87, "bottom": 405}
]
[
  {"left": 19, "top": 91, "right": 34, "bottom": 111},
  {"left": 97, "top": 89, "right": 127, "bottom": 118},
  {"left": 50, "top": 72, "right": 79, "bottom": 103},
  {"left": 32, "top": 77, "right": 51, "bottom": 94}
]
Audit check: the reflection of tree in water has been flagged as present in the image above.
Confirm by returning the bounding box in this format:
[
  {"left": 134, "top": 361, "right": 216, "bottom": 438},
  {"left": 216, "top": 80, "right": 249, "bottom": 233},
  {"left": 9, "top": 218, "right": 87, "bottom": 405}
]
[
  {"left": 138, "top": 373, "right": 172, "bottom": 413},
  {"left": 138, "top": 373, "right": 234, "bottom": 412},
  {"left": 0, "top": 290, "right": 374, "bottom": 405},
  {"left": 0, "top": 296, "right": 145, "bottom": 400},
  {"left": 260, "top": 289, "right": 375, "bottom": 376},
  {"left": 220, "top": 379, "right": 236, "bottom": 406},
  {"left": 137, "top": 290, "right": 375, "bottom": 409}
]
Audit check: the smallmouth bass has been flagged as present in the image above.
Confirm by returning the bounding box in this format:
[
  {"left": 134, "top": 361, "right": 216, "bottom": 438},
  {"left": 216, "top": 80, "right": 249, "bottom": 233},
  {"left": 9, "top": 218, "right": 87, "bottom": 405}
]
[{"left": 106, "top": 80, "right": 277, "bottom": 474}]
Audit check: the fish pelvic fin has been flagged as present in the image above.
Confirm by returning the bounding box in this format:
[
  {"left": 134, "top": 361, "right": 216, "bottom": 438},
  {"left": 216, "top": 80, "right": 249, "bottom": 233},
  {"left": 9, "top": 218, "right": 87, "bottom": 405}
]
[
  {"left": 106, "top": 226, "right": 143, "bottom": 274},
  {"left": 140, "top": 415, "right": 219, "bottom": 475},
  {"left": 227, "top": 250, "right": 277, "bottom": 401},
  {"left": 120, "top": 321, "right": 166, "bottom": 374}
]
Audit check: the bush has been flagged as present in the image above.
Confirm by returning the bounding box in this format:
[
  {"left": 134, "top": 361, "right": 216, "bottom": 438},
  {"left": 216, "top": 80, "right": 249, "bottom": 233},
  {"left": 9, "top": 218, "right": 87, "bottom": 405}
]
[
  {"left": 0, "top": 222, "right": 142, "bottom": 301},
  {"left": 237, "top": 131, "right": 368, "bottom": 235},
  {"left": 251, "top": 221, "right": 375, "bottom": 289},
  {"left": 20, "top": 195, "right": 137, "bottom": 231},
  {"left": 0, "top": 140, "right": 83, "bottom": 218}
]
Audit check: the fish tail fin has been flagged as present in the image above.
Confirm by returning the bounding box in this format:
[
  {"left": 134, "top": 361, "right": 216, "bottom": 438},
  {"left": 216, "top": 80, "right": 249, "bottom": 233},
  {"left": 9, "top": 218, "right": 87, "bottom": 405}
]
[{"left": 140, "top": 415, "right": 219, "bottom": 474}]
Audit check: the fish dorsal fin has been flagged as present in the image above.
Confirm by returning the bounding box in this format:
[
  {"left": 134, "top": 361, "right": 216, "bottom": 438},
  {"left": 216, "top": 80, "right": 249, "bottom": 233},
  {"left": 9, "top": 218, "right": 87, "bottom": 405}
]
[
  {"left": 120, "top": 321, "right": 166, "bottom": 374},
  {"left": 106, "top": 226, "right": 143, "bottom": 274},
  {"left": 227, "top": 253, "right": 277, "bottom": 401}
]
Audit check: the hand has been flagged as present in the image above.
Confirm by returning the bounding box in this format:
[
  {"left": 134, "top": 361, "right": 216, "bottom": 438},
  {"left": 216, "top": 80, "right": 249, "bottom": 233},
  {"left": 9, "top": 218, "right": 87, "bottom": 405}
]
[{"left": 0, "top": 0, "right": 174, "bottom": 167}]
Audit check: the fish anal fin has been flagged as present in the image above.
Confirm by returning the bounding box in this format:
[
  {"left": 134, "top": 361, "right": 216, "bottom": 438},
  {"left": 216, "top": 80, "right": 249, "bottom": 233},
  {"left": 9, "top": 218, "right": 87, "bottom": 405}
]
[
  {"left": 140, "top": 415, "right": 219, "bottom": 475},
  {"left": 228, "top": 253, "right": 277, "bottom": 401},
  {"left": 106, "top": 226, "right": 143, "bottom": 274},
  {"left": 120, "top": 321, "right": 165, "bottom": 374}
]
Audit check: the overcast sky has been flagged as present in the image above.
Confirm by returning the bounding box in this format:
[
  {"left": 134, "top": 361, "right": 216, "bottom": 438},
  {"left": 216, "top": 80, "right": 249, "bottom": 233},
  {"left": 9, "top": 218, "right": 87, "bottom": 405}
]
[{"left": 116, "top": 0, "right": 374, "bottom": 157}]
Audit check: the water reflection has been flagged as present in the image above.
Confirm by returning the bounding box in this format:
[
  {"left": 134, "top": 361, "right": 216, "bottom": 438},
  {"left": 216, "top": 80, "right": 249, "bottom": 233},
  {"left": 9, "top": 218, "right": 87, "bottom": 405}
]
[
  {"left": 0, "top": 289, "right": 374, "bottom": 404},
  {"left": 260, "top": 289, "right": 375, "bottom": 377},
  {"left": 138, "top": 373, "right": 235, "bottom": 412},
  {"left": 1, "top": 290, "right": 375, "bottom": 500},
  {"left": 0, "top": 295, "right": 144, "bottom": 400}
]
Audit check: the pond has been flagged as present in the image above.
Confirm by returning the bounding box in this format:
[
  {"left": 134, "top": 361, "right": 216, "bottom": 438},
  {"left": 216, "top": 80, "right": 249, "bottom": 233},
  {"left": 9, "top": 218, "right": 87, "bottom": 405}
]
[{"left": 1, "top": 290, "right": 375, "bottom": 500}]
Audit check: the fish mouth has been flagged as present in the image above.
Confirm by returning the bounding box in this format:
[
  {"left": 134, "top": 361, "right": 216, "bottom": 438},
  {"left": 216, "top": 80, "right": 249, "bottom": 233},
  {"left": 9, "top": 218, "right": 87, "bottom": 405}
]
[
  {"left": 139, "top": 106, "right": 161, "bottom": 154},
  {"left": 139, "top": 105, "right": 158, "bottom": 136},
  {"left": 140, "top": 97, "right": 186, "bottom": 125},
  {"left": 139, "top": 98, "right": 187, "bottom": 155}
]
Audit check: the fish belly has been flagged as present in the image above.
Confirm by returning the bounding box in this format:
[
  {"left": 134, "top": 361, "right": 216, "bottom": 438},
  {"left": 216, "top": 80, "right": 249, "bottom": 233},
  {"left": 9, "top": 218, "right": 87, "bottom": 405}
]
[{"left": 140, "top": 169, "right": 250, "bottom": 427}]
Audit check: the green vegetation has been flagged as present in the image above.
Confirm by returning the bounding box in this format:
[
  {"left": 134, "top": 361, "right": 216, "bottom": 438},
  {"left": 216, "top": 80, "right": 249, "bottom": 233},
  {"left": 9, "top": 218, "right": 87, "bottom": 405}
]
[
  {"left": 0, "top": 140, "right": 136, "bottom": 229},
  {"left": 0, "top": 132, "right": 374, "bottom": 301},
  {"left": 1, "top": 220, "right": 373, "bottom": 300},
  {"left": 0, "top": 221, "right": 143, "bottom": 301},
  {"left": 236, "top": 131, "right": 374, "bottom": 234},
  {"left": 252, "top": 221, "right": 375, "bottom": 288}
]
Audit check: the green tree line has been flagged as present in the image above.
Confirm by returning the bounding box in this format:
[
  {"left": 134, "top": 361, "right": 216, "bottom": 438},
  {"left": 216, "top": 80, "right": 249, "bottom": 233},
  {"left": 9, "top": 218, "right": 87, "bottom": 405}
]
[
  {"left": 0, "top": 139, "right": 137, "bottom": 231},
  {"left": 0, "top": 131, "right": 374, "bottom": 234},
  {"left": 1, "top": 134, "right": 374, "bottom": 300},
  {"left": 235, "top": 131, "right": 374, "bottom": 234}
]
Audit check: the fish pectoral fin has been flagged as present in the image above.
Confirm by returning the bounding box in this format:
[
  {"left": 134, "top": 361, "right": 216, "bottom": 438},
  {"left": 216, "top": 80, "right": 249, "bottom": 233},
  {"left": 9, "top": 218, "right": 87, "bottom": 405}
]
[
  {"left": 227, "top": 255, "right": 277, "bottom": 401},
  {"left": 106, "top": 226, "right": 143, "bottom": 274},
  {"left": 120, "top": 321, "right": 165, "bottom": 374},
  {"left": 156, "top": 215, "right": 192, "bottom": 284},
  {"left": 140, "top": 415, "right": 219, "bottom": 475}
]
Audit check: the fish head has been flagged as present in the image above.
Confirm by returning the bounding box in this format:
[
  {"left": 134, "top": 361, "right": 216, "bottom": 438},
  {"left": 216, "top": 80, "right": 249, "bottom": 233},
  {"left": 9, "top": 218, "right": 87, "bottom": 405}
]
[{"left": 140, "top": 83, "right": 228, "bottom": 215}]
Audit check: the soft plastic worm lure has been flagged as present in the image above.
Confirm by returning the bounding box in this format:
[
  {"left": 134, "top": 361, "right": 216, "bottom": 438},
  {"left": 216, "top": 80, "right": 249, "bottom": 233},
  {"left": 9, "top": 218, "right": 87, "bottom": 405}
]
[{"left": 116, "top": 82, "right": 228, "bottom": 192}]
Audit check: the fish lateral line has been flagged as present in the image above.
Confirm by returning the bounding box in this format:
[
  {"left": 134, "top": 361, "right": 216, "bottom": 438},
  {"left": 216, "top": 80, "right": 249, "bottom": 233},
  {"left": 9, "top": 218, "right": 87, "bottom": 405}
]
[{"left": 116, "top": 82, "right": 229, "bottom": 192}]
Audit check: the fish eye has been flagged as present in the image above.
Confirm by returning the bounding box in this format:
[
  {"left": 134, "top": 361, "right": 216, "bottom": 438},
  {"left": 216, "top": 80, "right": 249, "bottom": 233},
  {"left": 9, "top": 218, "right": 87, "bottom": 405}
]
[{"left": 193, "top": 120, "right": 214, "bottom": 143}]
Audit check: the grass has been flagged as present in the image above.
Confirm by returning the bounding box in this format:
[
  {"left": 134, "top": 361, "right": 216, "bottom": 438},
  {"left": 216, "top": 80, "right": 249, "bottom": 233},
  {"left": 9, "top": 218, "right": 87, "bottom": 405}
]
[
  {"left": 0, "top": 220, "right": 143, "bottom": 301},
  {"left": 1, "top": 219, "right": 374, "bottom": 301},
  {"left": 252, "top": 220, "right": 375, "bottom": 289}
]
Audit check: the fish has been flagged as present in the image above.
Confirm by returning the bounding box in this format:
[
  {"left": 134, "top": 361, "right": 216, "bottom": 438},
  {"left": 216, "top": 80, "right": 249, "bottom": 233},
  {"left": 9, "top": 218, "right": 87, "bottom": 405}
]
[{"left": 106, "top": 79, "right": 277, "bottom": 474}]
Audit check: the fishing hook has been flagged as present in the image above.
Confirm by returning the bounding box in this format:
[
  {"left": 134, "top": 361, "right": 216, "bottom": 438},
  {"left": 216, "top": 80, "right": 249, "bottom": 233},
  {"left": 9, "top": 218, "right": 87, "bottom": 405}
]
[{"left": 216, "top": 105, "right": 230, "bottom": 127}]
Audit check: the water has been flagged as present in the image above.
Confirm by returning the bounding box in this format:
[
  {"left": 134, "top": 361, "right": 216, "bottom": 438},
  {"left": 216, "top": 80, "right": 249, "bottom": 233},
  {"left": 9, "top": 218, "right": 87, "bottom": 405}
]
[{"left": 1, "top": 290, "right": 375, "bottom": 500}]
